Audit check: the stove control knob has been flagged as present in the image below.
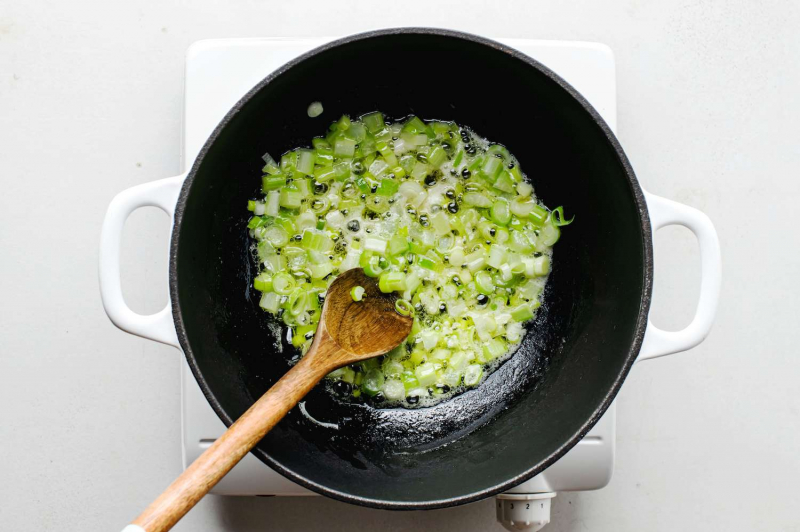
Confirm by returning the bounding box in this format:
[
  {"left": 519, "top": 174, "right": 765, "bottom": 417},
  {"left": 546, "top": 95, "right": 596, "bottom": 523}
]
[{"left": 495, "top": 493, "right": 555, "bottom": 532}]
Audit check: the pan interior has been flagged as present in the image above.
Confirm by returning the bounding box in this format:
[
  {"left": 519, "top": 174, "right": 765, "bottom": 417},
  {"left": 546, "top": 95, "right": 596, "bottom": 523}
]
[{"left": 172, "top": 30, "right": 648, "bottom": 506}]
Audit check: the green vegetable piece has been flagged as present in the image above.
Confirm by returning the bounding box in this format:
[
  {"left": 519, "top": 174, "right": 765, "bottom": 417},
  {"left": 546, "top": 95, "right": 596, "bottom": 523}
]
[
  {"left": 387, "top": 235, "right": 409, "bottom": 256},
  {"left": 279, "top": 189, "right": 302, "bottom": 209},
  {"left": 427, "top": 145, "right": 447, "bottom": 167},
  {"left": 402, "top": 116, "right": 427, "bottom": 135},
  {"left": 351, "top": 286, "right": 365, "bottom": 302},
  {"left": 376, "top": 177, "right": 399, "bottom": 196},
  {"left": 510, "top": 304, "right": 535, "bottom": 322},
  {"left": 246, "top": 113, "right": 572, "bottom": 406},
  {"left": 490, "top": 199, "right": 512, "bottom": 226},
  {"left": 493, "top": 171, "right": 515, "bottom": 193},
  {"left": 362, "top": 369, "right": 385, "bottom": 396},
  {"left": 262, "top": 175, "right": 286, "bottom": 191},
  {"left": 253, "top": 273, "right": 272, "bottom": 292},
  {"left": 400, "top": 371, "right": 420, "bottom": 391},
  {"left": 336, "top": 115, "right": 351, "bottom": 131},
  {"left": 529, "top": 204, "right": 548, "bottom": 228},
  {"left": 362, "top": 112, "right": 385, "bottom": 133},
  {"left": 464, "top": 364, "right": 483, "bottom": 386},
  {"left": 334, "top": 138, "right": 356, "bottom": 158},
  {"left": 296, "top": 149, "right": 316, "bottom": 175},
  {"left": 475, "top": 271, "right": 495, "bottom": 295}
]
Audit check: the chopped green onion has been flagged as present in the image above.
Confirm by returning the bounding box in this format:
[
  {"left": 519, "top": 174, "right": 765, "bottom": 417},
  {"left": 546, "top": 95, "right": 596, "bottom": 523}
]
[
  {"left": 517, "top": 182, "right": 533, "bottom": 197},
  {"left": 538, "top": 223, "right": 561, "bottom": 246},
  {"left": 247, "top": 113, "right": 570, "bottom": 405},
  {"left": 262, "top": 175, "right": 286, "bottom": 191},
  {"left": 417, "top": 255, "right": 441, "bottom": 272},
  {"left": 428, "top": 145, "right": 447, "bottom": 167},
  {"left": 481, "top": 157, "right": 503, "bottom": 180},
  {"left": 415, "top": 362, "right": 437, "bottom": 386},
  {"left": 475, "top": 271, "right": 495, "bottom": 295},
  {"left": 482, "top": 338, "right": 507, "bottom": 360},
  {"left": 529, "top": 204, "right": 548, "bottom": 228},
  {"left": 296, "top": 149, "right": 315, "bottom": 175},
  {"left": 259, "top": 291, "right": 280, "bottom": 312},
  {"left": 387, "top": 235, "right": 409, "bottom": 256},
  {"left": 493, "top": 171, "right": 515, "bottom": 193},
  {"left": 279, "top": 189, "right": 302, "bottom": 209},
  {"left": 314, "top": 166, "right": 337, "bottom": 183},
  {"left": 395, "top": 299, "right": 413, "bottom": 316},
  {"left": 263, "top": 226, "right": 289, "bottom": 247},
  {"left": 402, "top": 116, "right": 427, "bottom": 134},
  {"left": 533, "top": 255, "right": 551, "bottom": 276},
  {"left": 487, "top": 245, "right": 508, "bottom": 269},
  {"left": 490, "top": 199, "right": 512, "bottom": 226},
  {"left": 336, "top": 115, "right": 351, "bottom": 131},
  {"left": 362, "top": 111, "right": 385, "bottom": 133},
  {"left": 360, "top": 253, "right": 385, "bottom": 277},
  {"left": 550, "top": 206, "right": 575, "bottom": 226},
  {"left": 362, "top": 369, "right": 384, "bottom": 396},
  {"left": 510, "top": 304, "right": 535, "bottom": 322},
  {"left": 351, "top": 285, "right": 365, "bottom": 301},
  {"left": 272, "top": 273, "right": 296, "bottom": 295},
  {"left": 254, "top": 273, "right": 272, "bottom": 292},
  {"left": 379, "top": 271, "right": 407, "bottom": 293},
  {"left": 334, "top": 138, "right": 356, "bottom": 158},
  {"left": 463, "top": 192, "right": 493, "bottom": 208},
  {"left": 307, "top": 101, "right": 324, "bottom": 117},
  {"left": 464, "top": 364, "right": 483, "bottom": 386},
  {"left": 383, "top": 379, "right": 405, "bottom": 400},
  {"left": 376, "top": 177, "right": 399, "bottom": 196}
]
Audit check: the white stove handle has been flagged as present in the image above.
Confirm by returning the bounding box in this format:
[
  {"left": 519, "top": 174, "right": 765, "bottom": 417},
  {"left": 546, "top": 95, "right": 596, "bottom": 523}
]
[
  {"left": 99, "top": 174, "right": 186, "bottom": 348},
  {"left": 638, "top": 192, "right": 721, "bottom": 361}
]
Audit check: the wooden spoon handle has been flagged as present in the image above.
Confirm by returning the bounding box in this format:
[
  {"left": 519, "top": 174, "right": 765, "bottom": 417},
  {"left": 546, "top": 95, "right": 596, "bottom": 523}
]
[{"left": 128, "top": 339, "right": 336, "bottom": 532}]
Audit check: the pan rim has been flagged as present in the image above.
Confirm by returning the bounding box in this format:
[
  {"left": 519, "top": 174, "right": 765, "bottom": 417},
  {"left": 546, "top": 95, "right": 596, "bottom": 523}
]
[{"left": 169, "top": 27, "right": 653, "bottom": 510}]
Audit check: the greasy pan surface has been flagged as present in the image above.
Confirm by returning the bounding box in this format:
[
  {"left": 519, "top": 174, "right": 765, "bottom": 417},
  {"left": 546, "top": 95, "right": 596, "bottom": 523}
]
[{"left": 170, "top": 28, "right": 652, "bottom": 509}]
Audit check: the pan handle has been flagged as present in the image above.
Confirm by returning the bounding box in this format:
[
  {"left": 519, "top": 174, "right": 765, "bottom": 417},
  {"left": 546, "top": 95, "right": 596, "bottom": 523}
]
[
  {"left": 99, "top": 175, "right": 186, "bottom": 348},
  {"left": 637, "top": 192, "right": 721, "bottom": 361}
]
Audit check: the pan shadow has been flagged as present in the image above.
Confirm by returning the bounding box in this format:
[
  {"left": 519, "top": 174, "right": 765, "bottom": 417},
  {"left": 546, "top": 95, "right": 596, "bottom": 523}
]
[
  {"left": 183, "top": 491, "right": 599, "bottom": 532},
  {"left": 205, "top": 495, "right": 504, "bottom": 531}
]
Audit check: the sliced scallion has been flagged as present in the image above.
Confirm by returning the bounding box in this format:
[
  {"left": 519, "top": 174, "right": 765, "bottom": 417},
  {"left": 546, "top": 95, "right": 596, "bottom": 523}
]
[{"left": 245, "top": 113, "right": 570, "bottom": 405}]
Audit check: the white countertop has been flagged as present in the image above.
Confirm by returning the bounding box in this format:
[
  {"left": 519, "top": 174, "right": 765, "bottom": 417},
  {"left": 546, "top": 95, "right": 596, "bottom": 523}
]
[{"left": 1, "top": 2, "right": 799, "bottom": 531}]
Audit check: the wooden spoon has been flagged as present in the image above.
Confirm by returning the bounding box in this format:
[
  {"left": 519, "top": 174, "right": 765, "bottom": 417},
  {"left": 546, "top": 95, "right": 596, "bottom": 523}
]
[{"left": 123, "top": 268, "right": 413, "bottom": 532}]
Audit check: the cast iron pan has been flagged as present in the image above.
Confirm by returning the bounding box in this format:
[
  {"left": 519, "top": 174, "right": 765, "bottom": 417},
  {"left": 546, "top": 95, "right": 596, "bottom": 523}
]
[{"left": 170, "top": 28, "right": 652, "bottom": 509}]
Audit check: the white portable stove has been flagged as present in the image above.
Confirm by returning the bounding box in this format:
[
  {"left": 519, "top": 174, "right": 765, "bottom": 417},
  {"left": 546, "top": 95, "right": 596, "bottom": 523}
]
[
  {"left": 180, "top": 37, "right": 618, "bottom": 530},
  {"left": 99, "top": 32, "right": 718, "bottom": 532}
]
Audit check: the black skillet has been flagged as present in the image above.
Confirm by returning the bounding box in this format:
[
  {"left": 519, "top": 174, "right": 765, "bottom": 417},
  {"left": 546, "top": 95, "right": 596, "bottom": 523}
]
[{"left": 170, "top": 28, "right": 652, "bottom": 509}]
